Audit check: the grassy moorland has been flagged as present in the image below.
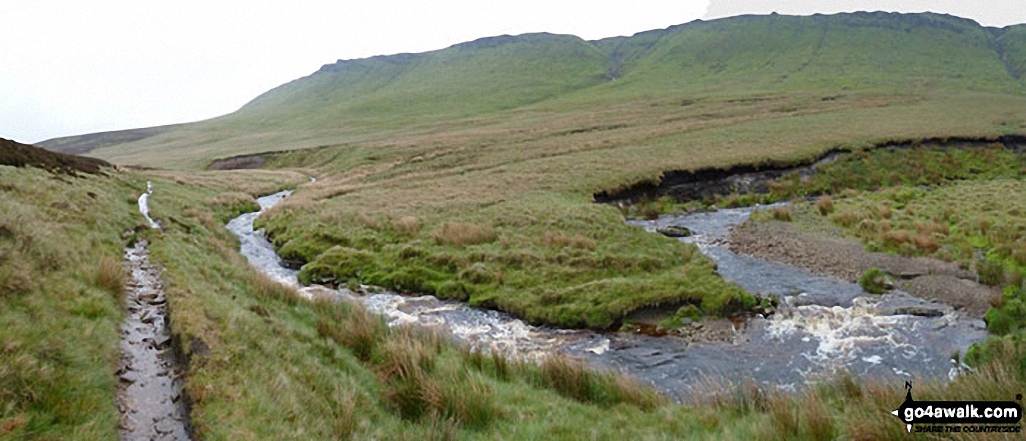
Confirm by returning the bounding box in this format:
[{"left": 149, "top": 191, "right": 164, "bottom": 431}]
[
  {"left": 5, "top": 159, "right": 1026, "bottom": 440},
  {"left": 12, "top": 10, "right": 1026, "bottom": 439},
  {"left": 36, "top": 13, "right": 1026, "bottom": 329}
]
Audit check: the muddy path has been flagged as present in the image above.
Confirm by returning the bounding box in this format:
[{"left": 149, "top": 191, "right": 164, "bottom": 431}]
[{"left": 117, "top": 184, "right": 190, "bottom": 440}]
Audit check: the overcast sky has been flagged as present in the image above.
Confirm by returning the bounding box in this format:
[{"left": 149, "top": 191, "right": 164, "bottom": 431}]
[{"left": 1, "top": 1, "right": 1022, "bottom": 144}]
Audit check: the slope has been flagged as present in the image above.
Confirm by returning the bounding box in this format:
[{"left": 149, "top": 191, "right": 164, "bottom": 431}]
[{"left": 39, "top": 12, "right": 1026, "bottom": 168}]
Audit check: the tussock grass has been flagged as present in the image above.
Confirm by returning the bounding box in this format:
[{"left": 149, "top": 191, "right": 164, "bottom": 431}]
[
  {"left": 537, "top": 354, "right": 665, "bottom": 410},
  {"left": 815, "top": 196, "right": 834, "bottom": 215},
  {"left": 317, "top": 302, "right": 386, "bottom": 362},
  {"left": 431, "top": 222, "right": 496, "bottom": 247},
  {"left": 392, "top": 216, "right": 421, "bottom": 234},
  {"left": 771, "top": 206, "right": 792, "bottom": 222},
  {"left": 92, "top": 256, "right": 126, "bottom": 297}
]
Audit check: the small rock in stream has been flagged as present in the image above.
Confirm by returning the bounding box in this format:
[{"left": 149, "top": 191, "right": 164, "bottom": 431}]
[
  {"left": 656, "top": 225, "right": 693, "bottom": 238},
  {"left": 875, "top": 304, "right": 948, "bottom": 318}
]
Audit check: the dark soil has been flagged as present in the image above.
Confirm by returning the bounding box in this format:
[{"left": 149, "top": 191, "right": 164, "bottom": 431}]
[
  {"left": 593, "top": 135, "right": 1026, "bottom": 205},
  {"left": 208, "top": 151, "right": 285, "bottom": 170},
  {"left": 0, "top": 137, "right": 111, "bottom": 176}
]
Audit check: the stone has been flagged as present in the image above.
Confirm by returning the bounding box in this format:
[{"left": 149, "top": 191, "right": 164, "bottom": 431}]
[
  {"left": 898, "top": 270, "right": 928, "bottom": 280},
  {"left": 876, "top": 305, "right": 947, "bottom": 318},
  {"left": 656, "top": 225, "right": 693, "bottom": 238}
]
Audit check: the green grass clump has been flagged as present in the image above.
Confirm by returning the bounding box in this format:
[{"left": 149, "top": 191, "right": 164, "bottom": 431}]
[{"left": 858, "top": 268, "right": 891, "bottom": 294}]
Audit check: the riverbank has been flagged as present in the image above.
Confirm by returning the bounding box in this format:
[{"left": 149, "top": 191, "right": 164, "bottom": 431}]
[{"left": 729, "top": 219, "right": 996, "bottom": 318}]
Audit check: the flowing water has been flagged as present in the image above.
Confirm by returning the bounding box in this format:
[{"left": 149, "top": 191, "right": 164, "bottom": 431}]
[
  {"left": 138, "top": 182, "right": 160, "bottom": 229},
  {"left": 228, "top": 193, "right": 987, "bottom": 400},
  {"left": 119, "top": 187, "right": 191, "bottom": 440}
]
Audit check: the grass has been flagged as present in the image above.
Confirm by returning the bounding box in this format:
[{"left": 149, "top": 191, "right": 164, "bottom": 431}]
[
  {"left": 858, "top": 267, "right": 890, "bottom": 294},
  {"left": 5, "top": 124, "right": 1026, "bottom": 441},
  {"left": 0, "top": 164, "right": 141, "bottom": 439},
  {"left": 141, "top": 172, "right": 1026, "bottom": 439},
  {"left": 10, "top": 11, "right": 1026, "bottom": 439}
]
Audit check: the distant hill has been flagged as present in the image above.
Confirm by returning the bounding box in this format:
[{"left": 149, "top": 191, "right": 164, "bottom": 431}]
[{"left": 39, "top": 11, "right": 1026, "bottom": 168}]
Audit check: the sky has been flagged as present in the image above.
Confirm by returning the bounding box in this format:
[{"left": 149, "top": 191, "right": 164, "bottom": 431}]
[{"left": 1, "top": 1, "right": 1023, "bottom": 144}]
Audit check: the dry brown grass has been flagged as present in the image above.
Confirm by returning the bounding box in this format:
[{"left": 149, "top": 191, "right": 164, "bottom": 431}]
[
  {"left": 816, "top": 196, "right": 834, "bottom": 215},
  {"left": 250, "top": 270, "right": 299, "bottom": 306},
  {"left": 356, "top": 212, "right": 382, "bottom": 230},
  {"left": 882, "top": 230, "right": 910, "bottom": 245},
  {"left": 771, "top": 206, "right": 792, "bottom": 221},
  {"left": 330, "top": 387, "right": 358, "bottom": 440},
  {"left": 977, "top": 217, "right": 991, "bottom": 236},
  {"left": 915, "top": 220, "right": 950, "bottom": 236},
  {"left": 570, "top": 235, "right": 597, "bottom": 251},
  {"left": 543, "top": 230, "right": 571, "bottom": 248},
  {"left": 92, "top": 256, "right": 126, "bottom": 296},
  {"left": 430, "top": 222, "right": 496, "bottom": 247},
  {"left": 877, "top": 204, "right": 893, "bottom": 219},
  {"left": 831, "top": 210, "right": 859, "bottom": 227},
  {"left": 912, "top": 234, "right": 940, "bottom": 252},
  {"left": 392, "top": 216, "right": 421, "bottom": 234}
]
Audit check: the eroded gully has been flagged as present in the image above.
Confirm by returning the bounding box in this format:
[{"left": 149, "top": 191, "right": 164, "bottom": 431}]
[{"left": 229, "top": 191, "right": 987, "bottom": 401}]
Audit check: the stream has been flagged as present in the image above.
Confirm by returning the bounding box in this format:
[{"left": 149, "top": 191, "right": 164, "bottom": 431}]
[
  {"left": 119, "top": 182, "right": 190, "bottom": 440},
  {"left": 228, "top": 192, "right": 987, "bottom": 400}
]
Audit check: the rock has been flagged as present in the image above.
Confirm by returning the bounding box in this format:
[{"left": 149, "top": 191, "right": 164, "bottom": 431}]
[
  {"left": 876, "top": 305, "right": 947, "bottom": 318},
  {"left": 788, "top": 293, "right": 814, "bottom": 307},
  {"left": 898, "top": 270, "right": 927, "bottom": 280},
  {"left": 153, "top": 334, "right": 172, "bottom": 350},
  {"left": 656, "top": 225, "right": 693, "bottom": 238}
]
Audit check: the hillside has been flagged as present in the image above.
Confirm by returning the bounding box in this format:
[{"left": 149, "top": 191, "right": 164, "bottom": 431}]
[
  {"left": 0, "top": 137, "right": 111, "bottom": 175},
  {"left": 39, "top": 12, "right": 1026, "bottom": 168}
]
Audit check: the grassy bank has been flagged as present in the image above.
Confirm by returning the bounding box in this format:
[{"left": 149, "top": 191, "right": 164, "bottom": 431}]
[
  {"left": 126, "top": 172, "right": 1026, "bottom": 439},
  {"left": 731, "top": 144, "right": 1026, "bottom": 369},
  {"left": 4, "top": 145, "right": 1025, "bottom": 439},
  {"left": 0, "top": 165, "right": 142, "bottom": 439}
]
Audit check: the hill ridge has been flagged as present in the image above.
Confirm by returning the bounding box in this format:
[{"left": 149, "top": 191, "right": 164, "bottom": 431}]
[{"left": 37, "top": 11, "right": 1026, "bottom": 165}]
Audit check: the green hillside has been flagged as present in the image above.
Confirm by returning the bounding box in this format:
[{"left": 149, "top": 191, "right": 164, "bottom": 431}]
[
  {"left": 238, "top": 33, "right": 611, "bottom": 127},
  {"left": 40, "top": 12, "right": 1026, "bottom": 168},
  {"left": 589, "top": 12, "right": 1020, "bottom": 96},
  {"left": 996, "top": 24, "right": 1026, "bottom": 81}
]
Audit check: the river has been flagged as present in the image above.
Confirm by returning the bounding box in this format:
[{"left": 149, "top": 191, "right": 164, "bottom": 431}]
[{"left": 227, "top": 192, "right": 987, "bottom": 400}]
